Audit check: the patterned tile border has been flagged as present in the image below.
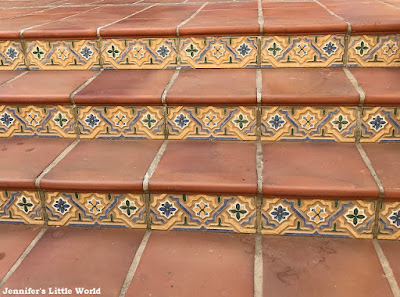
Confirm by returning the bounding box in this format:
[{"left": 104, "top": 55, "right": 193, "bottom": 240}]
[
  {"left": 261, "top": 106, "right": 357, "bottom": 142},
  {"left": 150, "top": 194, "right": 257, "bottom": 233},
  {"left": 167, "top": 106, "right": 257, "bottom": 140},
  {"left": 0, "top": 41, "right": 26, "bottom": 70},
  {"left": 262, "top": 198, "right": 376, "bottom": 238},
  {"left": 0, "top": 190, "right": 44, "bottom": 224},
  {"left": 378, "top": 201, "right": 400, "bottom": 240},
  {"left": 361, "top": 107, "right": 400, "bottom": 143},
  {"left": 45, "top": 192, "right": 146, "bottom": 228}
]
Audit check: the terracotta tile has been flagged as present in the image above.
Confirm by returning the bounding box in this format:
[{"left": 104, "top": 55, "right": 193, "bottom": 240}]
[
  {"left": 0, "top": 138, "right": 73, "bottom": 190},
  {"left": 262, "top": 68, "right": 359, "bottom": 105},
  {"left": 126, "top": 231, "right": 254, "bottom": 297},
  {"left": 2, "top": 227, "right": 145, "bottom": 296},
  {"left": 0, "top": 8, "right": 42, "bottom": 21},
  {"left": 0, "top": 71, "right": 22, "bottom": 85},
  {"left": 75, "top": 69, "right": 173, "bottom": 105},
  {"left": 23, "top": 6, "right": 144, "bottom": 39},
  {"left": 100, "top": 5, "right": 201, "bottom": 38},
  {"left": 40, "top": 139, "right": 162, "bottom": 192},
  {"left": 363, "top": 143, "right": 400, "bottom": 200},
  {"left": 262, "top": 142, "right": 379, "bottom": 199},
  {"left": 0, "top": 225, "right": 42, "bottom": 280},
  {"left": 141, "top": 0, "right": 186, "bottom": 3},
  {"left": 379, "top": 240, "right": 400, "bottom": 284},
  {"left": 262, "top": 2, "right": 347, "bottom": 34},
  {"left": 262, "top": 236, "right": 392, "bottom": 297},
  {"left": 166, "top": 69, "right": 256, "bottom": 105},
  {"left": 323, "top": 0, "right": 400, "bottom": 34},
  {"left": 0, "top": 71, "right": 95, "bottom": 105},
  {"left": 350, "top": 68, "right": 400, "bottom": 106},
  {"left": 149, "top": 141, "right": 257, "bottom": 195},
  {"left": 98, "top": 0, "right": 142, "bottom": 4},
  {"left": 0, "top": 0, "right": 58, "bottom": 9}
]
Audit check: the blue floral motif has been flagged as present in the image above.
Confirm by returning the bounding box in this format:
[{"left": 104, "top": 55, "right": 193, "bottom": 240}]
[
  {"left": 268, "top": 114, "right": 285, "bottom": 130},
  {"left": 53, "top": 198, "right": 71, "bottom": 214},
  {"left": 80, "top": 46, "right": 93, "bottom": 59},
  {"left": 174, "top": 114, "right": 189, "bottom": 128},
  {"left": 323, "top": 41, "right": 338, "bottom": 55},
  {"left": 6, "top": 47, "right": 18, "bottom": 60},
  {"left": 237, "top": 43, "right": 251, "bottom": 57},
  {"left": 85, "top": 114, "right": 100, "bottom": 128},
  {"left": 157, "top": 45, "right": 170, "bottom": 58},
  {"left": 0, "top": 113, "right": 14, "bottom": 127},
  {"left": 369, "top": 115, "right": 387, "bottom": 131},
  {"left": 270, "top": 205, "right": 290, "bottom": 222},
  {"left": 390, "top": 210, "right": 400, "bottom": 227},
  {"left": 159, "top": 201, "right": 177, "bottom": 218}
]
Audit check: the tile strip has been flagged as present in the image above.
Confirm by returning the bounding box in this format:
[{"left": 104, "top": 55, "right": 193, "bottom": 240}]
[
  {"left": 254, "top": 234, "right": 263, "bottom": 297},
  {"left": 0, "top": 226, "right": 48, "bottom": 289},
  {"left": 176, "top": 3, "right": 207, "bottom": 37},
  {"left": 373, "top": 239, "right": 400, "bottom": 297}
]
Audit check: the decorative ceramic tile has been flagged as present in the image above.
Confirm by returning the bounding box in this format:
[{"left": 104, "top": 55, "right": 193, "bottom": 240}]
[
  {"left": 26, "top": 40, "right": 100, "bottom": 70},
  {"left": 101, "top": 38, "right": 178, "bottom": 69},
  {"left": 261, "top": 198, "right": 375, "bottom": 238},
  {"left": 180, "top": 37, "right": 258, "bottom": 68},
  {"left": 0, "top": 41, "right": 26, "bottom": 70},
  {"left": 150, "top": 194, "right": 256, "bottom": 233},
  {"left": 167, "top": 106, "right": 257, "bottom": 140},
  {"left": 0, "top": 190, "right": 43, "bottom": 224},
  {"left": 261, "top": 35, "right": 345, "bottom": 67},
  {"left": 78, "top": 106, "right": 164, "bottom": 139},
  {"left": 348, "top": 35, "right": 400, "bottom": 67},
  {"left": 378, "top": 201, "right": 400, "bottom": 240},
  {"left": 46, "top": 192, "right": 146, "bottom": 228},
  {"left": 361, "top": 107, "right": 400, "bottom": 142},
  {"left": 0, "top": 105, "right": 76, "bottom": 138},
  {"left": 261, "top": 106, "right": 356, "bottom": 142}
]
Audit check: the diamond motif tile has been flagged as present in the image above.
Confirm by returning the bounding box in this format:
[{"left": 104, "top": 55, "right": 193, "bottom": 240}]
[
  {"left": 77, "top": 106, "right": 164, "bottom": 139},
  {"left": 0, "top": 105, "right": 76, "bottom": 138},
  {"left": 150, "top": 194, "right": 256, "bottom": 233},
  {"left": 46, "top": 192, "right": 146, "bottom": 228},
  {"left": 361, "top": 107, "right": 400, "bottom": 142},
  {"left": 261, "top": 198, "right": 375, "bottom": 238},
  {"left": 348, "top": 35, "right": 400, "bottom": 67},
  {"left": 261, "top": 35, "right": 345, "bottom": 67},
  {"left": 0, "top": 41, "right": 26, "bottom": 70},
  {"left": 180, "top": 37, "right": 258, "bottom": 68},
  {"left": 101, "top": 38, "right": 178, "bottom": 69},
  {"left": 261, "top": 106, "right": 357, "bottom": 142},
  {"left": 167, "top": 106, "right": 257, "bottom": 140},
  {"left": 378, "top": 201, "right": 400, "bottom": 240},
  {"left": 0, "top": 190, "right": 44, "bottom": 224}
]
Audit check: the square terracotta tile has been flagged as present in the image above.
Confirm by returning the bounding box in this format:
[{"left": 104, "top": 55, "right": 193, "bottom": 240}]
[
  {"left": 262, "top": 236, "right": 393, "bottom": 297},
  {"left": 262, "top": 142, "right": 379, "bottom": 199},
  {"left": 379, "top": 240, "right": 400, "bottom": 283},
  {"left": 126, "top": 231, "right": 254, "bottom": 297},
  {"left": 40, "top": 139, "right": 162, "bottom": 192},
  {"left": 149, "top": 140, "right": 257, "bottom": 195}
]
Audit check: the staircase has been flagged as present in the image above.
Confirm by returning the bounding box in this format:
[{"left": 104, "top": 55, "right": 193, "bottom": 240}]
[{"left": 0, "top": 0, "right": 400, "bottom": 295}]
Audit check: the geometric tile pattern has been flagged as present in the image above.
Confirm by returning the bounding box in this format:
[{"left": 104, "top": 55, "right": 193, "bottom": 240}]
[
  {"left": 0, "top": 105, "right": 76, "bottom": 138},
  {"left": 26, "top": 40, "right": 101, "bottom": 70},
  {"left": 0, "top": 40, "right": 26, "bottom": 70},
  {"left": 45, "top": 192, "right": 146, "bottom": 228},
  {"left": 0, "top": 190, "right": 44, "bottom": 224},
  {"left": 361, "top": 107, "right": 400, "bottom": 143},
  {"left": 180, "top": 37, "right": 258, "bottom": 68},
  {"left": 261, "top": 106, "right": 357, "bottom": 142},
  {"left": 150, "top": 194, "right": 257, "bottom": 233},
  {"left": 77, "top": 106, "right": 164, "bottom": 139},
  {"left": 261, "top": 35, "right": 345, "bottom": 68},
  {"left": 101, "top": 38, "right": 178, "bottom": 69},
  {"left": 348, "top": 35, "right": 400, "bottom": 67},
  {"left": 378, "top": 201, "right": 400, "bottom": 240},
  {"left": 167, "top": 106, "right": 257, "bottom": 140},
  {"left": 262, "top": 198, "right": 375, "bottom": 238}
]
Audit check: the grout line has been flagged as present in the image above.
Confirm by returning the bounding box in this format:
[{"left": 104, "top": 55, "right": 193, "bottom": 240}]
[
  {"left": 0, "top": 226, "right": 48, "bottom": 289},
  {"left": 254, "top": 234, "right": 263, "bottom": 297},
  {"left": 373, "top": 239, "right": 400, "bottom": 297},
  {"left": 176, "top": 3, "right": 207, "bottom": 37},
  {"left": 256, "top": 68, "right": 262, "bottom": 105},
  {"left": 355, "top": 143, "right": 385, "bottom": 238},
  {"left": 0, "top": 71, "right": 28, "bottom": 89},
  {"left": 256, "top": 68, "right": 263, "bottom": 234},
  {"left": 70, "top": 69, "right": 103, "bottom": 105},
  {"left": 375, "top": 0, "right": 400, "bottom": 10},
  {"left": 161, "top": 69, "right": 180, "bottom": 105},
  {"left": 118, "top": 230, "right": 152, "bottom": 297},
  {"left": 257, "top": 0, "right": 264, "bottom": 35},
  {"left": 37, "top": 189, "right": 49, "bottom": 225},
  {"left": 35, "top": 139, "right": 80, "bottom": 189},
  {"left": 143, "top": 140, "right": 169, "bottom": 193}
]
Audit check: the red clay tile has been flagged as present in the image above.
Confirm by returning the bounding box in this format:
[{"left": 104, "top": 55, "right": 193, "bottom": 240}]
[
  {"left": 149, "top": 141, "right": 257, "bottom": 195},
  {"left": 350, "top": 68, "right": 400, "bottom": 106},
  {"left": 0, "top": 71, "right": 22, "bottom": 85},
  {"left": 99, "top": 0, "right": 142, "bottom": 4},
  {"left": 75, "top": 69, "right": 173, "bottom": 105},
  {"left": 141, "top": 0, "right": 186, "bottom": 3},
  {"left": 379, "top": 240, "right": 400, "bottom": 284},
  {"left": 0, "top": 0, "right": 58, "bottom": 9},
  {"left": 262, "top": 2, "right": 347, "bottom": 34},
  {"left": 263, "top": 236, "right": 392, "bottom": 297},
  {"left": 363, "top": 143, "right": 400, "bottom": 200},
  {"left": 0, "top": 71, "right": 95, "bottom": 105},
  {"left": 0, "top": 8, "right": 41, "bottom": 21},
  {"left": 126, "top": 231, "right": 254, "bottom": 297},
  {"left": 262, "top": 68, "right": 359, "bottom": 105},
  {"left": 262, "top": 142, "right": 379, "bottom": 199},
  {"left": 166, "top": 69, "right": 257, "bottom": 105},
  {"left": 23, "top": 6, "right": 144, "bottom": 39},
  {"left": 0, "top": 138, "right": 73, "bottom": 190},
  {"left": 40, "top": 139, "right": 162, "bottom": 192},
  {"left": 100, "top": 5, "right": 201, "bottom": 38},
  {"left": 2, "top": 227, "right": 145, "bottom": 296},
  {"left": 323, "top": 0, "right": 400, "bottom": 34},
  {"left": 0, "top": 225, "right": 41, "bottom": 280}
]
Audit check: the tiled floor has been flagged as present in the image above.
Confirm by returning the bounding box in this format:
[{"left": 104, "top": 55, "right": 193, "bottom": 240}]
[{"left": 1, "top": 225, "right": 399, "bottom": 297}]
